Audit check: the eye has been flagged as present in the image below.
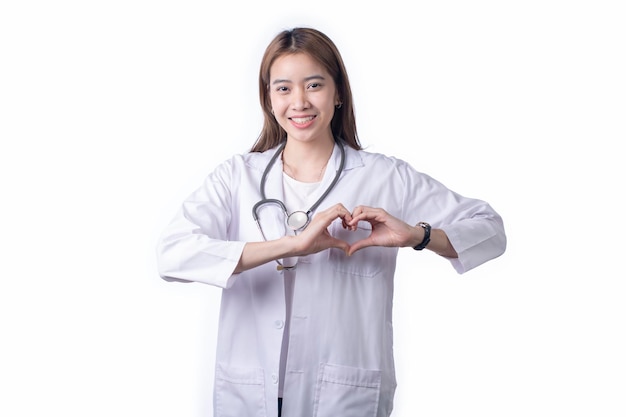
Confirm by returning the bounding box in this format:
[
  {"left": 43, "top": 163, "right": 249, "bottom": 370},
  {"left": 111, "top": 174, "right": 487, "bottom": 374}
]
[
  {"left": 307, "top": 82, "right": 322, "bottom": 89},
  {"left": 275, "top": 86, "right": 289, "bottom": 93}
]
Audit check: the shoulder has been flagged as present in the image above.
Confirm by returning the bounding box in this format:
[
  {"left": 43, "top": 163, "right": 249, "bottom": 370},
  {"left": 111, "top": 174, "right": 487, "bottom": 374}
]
[
  {"left": 347, "top": 146, "right": 416, "bottom": 173},
  {"left": 211, "top": 146, "right": 279, "bottom": 175},
  {"left": 344, "top": 146, "right": 440, "bottom": 193}
]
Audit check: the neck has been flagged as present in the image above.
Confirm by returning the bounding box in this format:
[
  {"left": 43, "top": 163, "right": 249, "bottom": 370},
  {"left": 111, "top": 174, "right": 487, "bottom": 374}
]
[{"left": 282, "top": 138, "right": 335, "bottom": 183}]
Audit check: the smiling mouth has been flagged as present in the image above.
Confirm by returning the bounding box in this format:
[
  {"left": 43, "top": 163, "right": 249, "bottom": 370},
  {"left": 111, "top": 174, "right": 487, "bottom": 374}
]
[{"left": 290, "top": 116, "right": 316, "bottom": 124}]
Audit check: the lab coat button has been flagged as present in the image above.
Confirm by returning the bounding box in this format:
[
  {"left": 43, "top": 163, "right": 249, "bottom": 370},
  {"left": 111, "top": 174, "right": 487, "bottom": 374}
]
[
  {"left": 271, "top": 373, "right": 278, "bottom": 384},
  {"left": 274, "top": 320, "right": 284, "bottom": 329}
]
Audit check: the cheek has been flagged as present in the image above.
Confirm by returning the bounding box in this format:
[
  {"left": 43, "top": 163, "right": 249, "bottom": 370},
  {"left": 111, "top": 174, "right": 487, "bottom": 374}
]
[
  {"left": 321, "top": 100, "right": 338, "bottom": 115},
  {"left": 269, "top": 96, "right": 285, "bottom": 113}
]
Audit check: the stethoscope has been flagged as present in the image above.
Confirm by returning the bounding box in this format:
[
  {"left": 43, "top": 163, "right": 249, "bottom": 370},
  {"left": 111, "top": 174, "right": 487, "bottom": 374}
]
[{"left": 252, "top": 140, "right": 346, "bottom": 239}]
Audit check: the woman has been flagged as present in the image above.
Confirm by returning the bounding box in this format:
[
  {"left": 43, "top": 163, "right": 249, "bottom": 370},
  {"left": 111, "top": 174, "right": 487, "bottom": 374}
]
[{"left": 157, "top": 27, "right": 506, "bottom": 417}]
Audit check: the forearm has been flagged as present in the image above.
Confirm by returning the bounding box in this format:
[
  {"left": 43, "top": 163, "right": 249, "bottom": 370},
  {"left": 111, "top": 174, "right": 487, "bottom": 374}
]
[
  {"left": 234, "top": 236, "right": 299, "bottom": 273},
  {"left": 407, "top": 225, "right": 458, "bottom": 258},
  {"left": 427, "top": 228, "right": 458, "bottom": 258}
]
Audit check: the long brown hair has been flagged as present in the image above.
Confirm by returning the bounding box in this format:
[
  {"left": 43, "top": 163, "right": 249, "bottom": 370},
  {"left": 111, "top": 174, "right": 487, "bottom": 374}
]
[{"left": 251, "top": 27, "right": 361, "bottom": 153}]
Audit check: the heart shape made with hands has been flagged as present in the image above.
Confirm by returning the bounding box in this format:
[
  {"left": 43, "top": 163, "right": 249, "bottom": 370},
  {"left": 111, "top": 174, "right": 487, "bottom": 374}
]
[{"left": 312, "top": 205, "right": 413, "bottom": 256}]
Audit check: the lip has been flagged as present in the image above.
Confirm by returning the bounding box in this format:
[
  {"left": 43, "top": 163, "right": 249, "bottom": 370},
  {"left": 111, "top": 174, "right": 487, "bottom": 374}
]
[{"left": 288, "top": 115, "right": 316, "bottom": 129}]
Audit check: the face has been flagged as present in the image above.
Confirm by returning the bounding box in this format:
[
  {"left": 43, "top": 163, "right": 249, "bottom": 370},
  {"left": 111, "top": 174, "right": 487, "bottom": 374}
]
[{"left": 269, "top": 53, "right": 339, "bottom": 146}]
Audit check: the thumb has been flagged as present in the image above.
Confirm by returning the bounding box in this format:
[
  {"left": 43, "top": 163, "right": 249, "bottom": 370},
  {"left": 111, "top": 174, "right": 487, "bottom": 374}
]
[
  {"left": 328, "top": 236, "right": 350, "bottom": 255},
  {"left": 347, "top": 237, "right": 374, "bottom": 256}
]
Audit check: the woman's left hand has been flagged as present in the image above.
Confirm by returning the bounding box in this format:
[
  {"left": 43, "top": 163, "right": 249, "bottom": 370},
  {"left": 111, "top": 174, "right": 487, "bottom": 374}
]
[{"left": 347, "top": 206, "right": 422, "bottom": 256}]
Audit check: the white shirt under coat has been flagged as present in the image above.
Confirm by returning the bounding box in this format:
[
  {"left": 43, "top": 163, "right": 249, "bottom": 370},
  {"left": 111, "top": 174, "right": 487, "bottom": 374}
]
[{"left": 156, "top": 141, "right": 506, "bottom": 417}]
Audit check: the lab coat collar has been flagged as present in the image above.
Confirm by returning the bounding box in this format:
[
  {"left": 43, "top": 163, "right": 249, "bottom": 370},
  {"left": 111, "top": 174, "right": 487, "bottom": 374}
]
[
  {"left": 246, "top": 139, "right": 364, "bottom": 174},
  {"left": 334, "top": 139, "right": 364, "bottom": 172},
  {"left": 250, "top": 140, "right": 364, "bottom": 207}
]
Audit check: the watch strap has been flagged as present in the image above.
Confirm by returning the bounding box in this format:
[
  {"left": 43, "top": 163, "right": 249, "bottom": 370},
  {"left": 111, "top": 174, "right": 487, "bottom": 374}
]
[{"left": 413, "top": 222, "right": 431, "bottom": 251}]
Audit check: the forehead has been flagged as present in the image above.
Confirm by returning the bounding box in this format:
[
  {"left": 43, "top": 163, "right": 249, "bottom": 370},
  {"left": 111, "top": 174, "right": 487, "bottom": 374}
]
[{"left": 269, "top": 53, "right": 329, "bottom": 81}]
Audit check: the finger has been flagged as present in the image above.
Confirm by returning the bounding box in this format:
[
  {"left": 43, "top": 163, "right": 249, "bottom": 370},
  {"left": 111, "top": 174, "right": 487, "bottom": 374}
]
[
  {"left": 349, "top": 206, "right": 384, "bottom": 225},
  {"left": 352, "top": 205, "right": 368, "bottom": 217},
  {"left": 321, "top": 230, "right": 350, "bottom": 254},
  {"left": 348, "top": 237, "right": 375, "bottom": 256},
  {"left": 326, "top": 203, "right": 352, "bottom": 220},
  {"left": 331, "top": 237, "right": 350, "bottom": 254},
  {"left": 315, "top": 204, "right": 355, "bottom": 230},
  {"left": 347, "top": 205, "right": 366, "bottom": 225},
  {"left": 309, "top": 204, "right": 347, "bottom": 229},
  {"left": 342, "top": 211, "right": 357, "bottom": 230}
]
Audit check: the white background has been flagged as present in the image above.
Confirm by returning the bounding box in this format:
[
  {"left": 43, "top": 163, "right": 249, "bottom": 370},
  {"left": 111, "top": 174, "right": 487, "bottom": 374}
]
[{"left": 1, "top": 1, "right": 625, "bottom": 416}]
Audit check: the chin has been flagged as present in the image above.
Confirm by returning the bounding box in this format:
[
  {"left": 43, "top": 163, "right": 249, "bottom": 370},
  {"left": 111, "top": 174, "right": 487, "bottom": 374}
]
[{"left": 287, "top": 131, "right": 333, "bottom": 144}]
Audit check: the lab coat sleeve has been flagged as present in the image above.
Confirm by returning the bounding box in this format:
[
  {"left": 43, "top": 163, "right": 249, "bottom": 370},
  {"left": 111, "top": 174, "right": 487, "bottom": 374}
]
[
  {"left": 399, "top": 161, "right": 507, "bottom": 274},
  {"left": 156, "top": 158, "right": 245, "bottom": 289}
]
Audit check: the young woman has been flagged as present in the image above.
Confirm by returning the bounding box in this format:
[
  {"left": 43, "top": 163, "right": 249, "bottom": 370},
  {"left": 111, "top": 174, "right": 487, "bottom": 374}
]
[{"left": 157, "top": 27, "right": 506, "bottom": 417}]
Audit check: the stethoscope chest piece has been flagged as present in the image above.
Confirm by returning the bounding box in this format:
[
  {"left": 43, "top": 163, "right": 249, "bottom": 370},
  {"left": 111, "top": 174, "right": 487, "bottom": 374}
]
[{"left": 286, "top": 210, "right": 310, "bottom": 231}]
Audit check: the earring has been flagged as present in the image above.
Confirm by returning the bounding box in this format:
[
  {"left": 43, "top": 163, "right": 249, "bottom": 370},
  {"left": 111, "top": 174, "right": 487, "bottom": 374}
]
[{"left": 335, "top": 103, "right": 342, "bottom": 109}]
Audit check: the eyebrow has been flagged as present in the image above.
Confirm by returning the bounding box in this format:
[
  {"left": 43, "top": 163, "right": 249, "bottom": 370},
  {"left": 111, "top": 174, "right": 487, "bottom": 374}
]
[{"left": 271, "top": 75, "right": 326, "bottom": 85}]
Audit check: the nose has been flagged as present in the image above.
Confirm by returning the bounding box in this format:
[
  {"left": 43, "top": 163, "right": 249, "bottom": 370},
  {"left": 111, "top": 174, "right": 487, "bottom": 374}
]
[{"left": 291, "top": 87, "right": 310, "bottom": 111}]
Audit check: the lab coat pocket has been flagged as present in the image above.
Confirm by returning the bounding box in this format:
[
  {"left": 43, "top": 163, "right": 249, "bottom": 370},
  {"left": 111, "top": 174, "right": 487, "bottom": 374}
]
[
  {"left": 313, "top": 363, "right": 381, "bottom": 417},
  {"left": 214, "top": 363, "right": 266, "bottom": 417},
  {"left": 329, "top": 221, "right": 382, "bottom": 277}
]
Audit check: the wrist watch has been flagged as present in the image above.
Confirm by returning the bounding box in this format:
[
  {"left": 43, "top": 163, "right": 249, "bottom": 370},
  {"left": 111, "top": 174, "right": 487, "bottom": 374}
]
[{"left": 413, "top": 222, "right": 431, "bottom": 251}]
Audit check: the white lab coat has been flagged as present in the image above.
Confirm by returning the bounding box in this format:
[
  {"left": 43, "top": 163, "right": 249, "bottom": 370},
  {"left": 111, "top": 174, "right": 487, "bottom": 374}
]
[{"left": 156, "top": 141, "right": 506, "bottom": 417}]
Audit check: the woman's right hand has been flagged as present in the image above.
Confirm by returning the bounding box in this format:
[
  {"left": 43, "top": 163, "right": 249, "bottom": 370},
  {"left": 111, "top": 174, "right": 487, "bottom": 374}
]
[
  {"left": 235, "top": 203, "right": 353, "bottom": 273},
  {"left": 292, "top": 203, "right": 354, "bottom": 256}
]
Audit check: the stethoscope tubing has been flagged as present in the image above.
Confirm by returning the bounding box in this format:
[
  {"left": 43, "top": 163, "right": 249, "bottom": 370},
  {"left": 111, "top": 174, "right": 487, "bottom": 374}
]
[{"left": 252, "top": 139, "right": 346, "bottom": 229}]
